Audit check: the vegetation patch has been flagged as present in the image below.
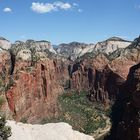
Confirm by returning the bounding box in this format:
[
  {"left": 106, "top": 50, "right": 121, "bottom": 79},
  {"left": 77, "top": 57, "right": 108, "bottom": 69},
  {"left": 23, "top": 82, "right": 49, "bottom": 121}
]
[
  {"left": 0, "top": 114, "right": 11, "bottom": 140},
  {"left": 20, "top": 117, "right": 28, "bottom": 124},
  {"left": 41, "top": 91, "right": 110, "bottom": 135}
]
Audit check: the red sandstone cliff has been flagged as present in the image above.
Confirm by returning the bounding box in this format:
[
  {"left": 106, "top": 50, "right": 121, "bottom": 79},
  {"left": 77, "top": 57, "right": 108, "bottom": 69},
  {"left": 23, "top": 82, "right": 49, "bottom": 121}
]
[{"left": 5, "top": 59, "right": 69, "bottom": 123}]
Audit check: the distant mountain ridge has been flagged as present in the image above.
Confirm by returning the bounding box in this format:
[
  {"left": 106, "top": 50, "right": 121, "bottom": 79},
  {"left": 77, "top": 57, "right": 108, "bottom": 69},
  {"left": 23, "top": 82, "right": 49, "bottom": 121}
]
[{"left": 0, "top": 36, "right": 132, "bottom": 58}]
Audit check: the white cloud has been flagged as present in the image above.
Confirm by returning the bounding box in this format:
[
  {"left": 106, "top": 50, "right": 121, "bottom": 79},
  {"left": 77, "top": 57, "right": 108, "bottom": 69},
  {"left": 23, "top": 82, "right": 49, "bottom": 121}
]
[
  {"left": 3, "top": 7, "right": 12, "bottom": 13},
  {"left": 31, "top": 1, "right": 73, "bottom": 14},
  {"left": 31, "top": 2, "right": 56, "bottom": 13},
  {"left": 54, "top": 1, "right": 71, "bottom": 10}
]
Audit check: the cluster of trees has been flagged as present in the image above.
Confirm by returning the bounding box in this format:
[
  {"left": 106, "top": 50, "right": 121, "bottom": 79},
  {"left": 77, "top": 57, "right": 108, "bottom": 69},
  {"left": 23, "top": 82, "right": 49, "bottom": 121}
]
[
  {"left": 0, "top": 96, "right": 11, "bottom": 140},
  {"left": 0, "top": 115, "right": 11, "bottom": 140}
]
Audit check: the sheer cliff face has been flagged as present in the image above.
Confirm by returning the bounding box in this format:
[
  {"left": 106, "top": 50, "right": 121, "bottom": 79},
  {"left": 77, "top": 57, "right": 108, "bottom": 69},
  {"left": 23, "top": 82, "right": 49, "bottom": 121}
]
[
  {"left": 6, "top": 60, "right": 68, "bottom": 123},
  {"left": 0, "top": 47, "right": 12, "bottom": 118},
  {"left": 70, "top": 58, "right": 125, "bottom": 103},
  {"left": 94, "top": 37, "right": 131, "bottom": 55},
  {"left": 107, "top": 63, "right": 140, "bottom": 140},
  {"left": 0, "top": 39, "right": 69, "bottom": 123}
]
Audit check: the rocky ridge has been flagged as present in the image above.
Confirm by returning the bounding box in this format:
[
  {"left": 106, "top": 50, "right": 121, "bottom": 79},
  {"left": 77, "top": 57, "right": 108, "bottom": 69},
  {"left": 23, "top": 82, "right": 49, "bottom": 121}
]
[
  {"left": 57, "top": 37, "right": 131, "bottom": 60},
  {"left": 56, "top": 42, "right": 95, "bottom": 60}
]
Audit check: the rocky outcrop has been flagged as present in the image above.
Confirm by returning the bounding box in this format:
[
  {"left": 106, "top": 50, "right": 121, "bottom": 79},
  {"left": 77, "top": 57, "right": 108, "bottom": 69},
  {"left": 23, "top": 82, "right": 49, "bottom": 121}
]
[
  {"left": 7, "top": 121, "right": 94, "bottom": 140},
  {"left": 57, "top": 42, "right": 95, "bottom": 60},
  {"left": 0, "top": 37, "right": 11, "bottom": 50},
  {"left": 11, "top": 40, "right": 56, "bottom": 61},
  {"left": 57, "top": 37, "right": 131, "bottom": 61},
  {"left": 94, "top": 37, "right": 131, "bottom": 55},
  {"left": 106, "top": 63, "right": 140, "bottom": 140}
]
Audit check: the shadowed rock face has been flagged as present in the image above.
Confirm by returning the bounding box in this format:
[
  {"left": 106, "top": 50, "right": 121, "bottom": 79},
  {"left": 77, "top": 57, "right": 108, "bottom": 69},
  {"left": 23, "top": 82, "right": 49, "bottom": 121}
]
[
  {"left": 70, "top": 57, "right": 125, "bottom": 103},
  {"left": 106, "top": 63, "right": 140, "bottom": 140},
  {"left": 91, "top": 66, "right": 125, "bottom": 102}
]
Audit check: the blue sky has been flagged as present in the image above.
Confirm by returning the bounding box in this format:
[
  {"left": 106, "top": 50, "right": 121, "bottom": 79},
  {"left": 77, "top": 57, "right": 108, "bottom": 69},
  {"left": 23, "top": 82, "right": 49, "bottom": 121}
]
[{"left": 0, "top": 0, "right": 140, "bottom": 44}]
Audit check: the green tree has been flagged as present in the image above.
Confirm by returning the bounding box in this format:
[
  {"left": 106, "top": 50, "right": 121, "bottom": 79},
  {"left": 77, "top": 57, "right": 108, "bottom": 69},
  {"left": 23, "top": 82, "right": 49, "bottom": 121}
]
[{"left": 0, "top": 115, "right": 11, "bottom": 140}]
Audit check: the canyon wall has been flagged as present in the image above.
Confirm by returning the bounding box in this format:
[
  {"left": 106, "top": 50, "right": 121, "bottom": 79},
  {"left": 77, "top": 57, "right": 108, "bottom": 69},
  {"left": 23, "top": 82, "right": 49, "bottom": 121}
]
[
  {"left": 106, "top": 63, "right": 140, "bottom": 140},
  {"left": 0, "top": 38, "right": 69, "bottom": 123}
]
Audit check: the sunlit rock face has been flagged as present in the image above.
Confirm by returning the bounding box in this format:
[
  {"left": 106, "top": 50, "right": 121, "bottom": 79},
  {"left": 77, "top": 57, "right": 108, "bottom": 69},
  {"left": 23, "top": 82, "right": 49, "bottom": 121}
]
[
  {"left": 16, "top": 49, "right": 32, "bottom": 61},
  {"left": 56, "top": 42, "right": 95, "bottom": 60},
  {"left": 94, "top": 37, "right": 131, "bottom": 55},
  {"left": 7, "top": 121, "right": 94, "bottom": 140},
  {"left": 11, "top": 40, "right": 56, "bottom": 57},
  {"left": 5, "top": 59, "right": 69, "bottom": 123},
  {"left": 0, "top": 37, "right": 11, "bottom": 50},
  {"left": 57, "top": 37, "right": 131, "bottom": 61},
  {"left": 3, "top": 39, "right": 69, "bottom": 123}
]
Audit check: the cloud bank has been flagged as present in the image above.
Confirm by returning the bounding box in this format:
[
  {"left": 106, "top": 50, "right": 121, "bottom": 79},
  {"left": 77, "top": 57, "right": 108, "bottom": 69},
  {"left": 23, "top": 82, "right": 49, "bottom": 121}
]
[{"left": 31, "top": 1, "right": 73, "bottom": 14}]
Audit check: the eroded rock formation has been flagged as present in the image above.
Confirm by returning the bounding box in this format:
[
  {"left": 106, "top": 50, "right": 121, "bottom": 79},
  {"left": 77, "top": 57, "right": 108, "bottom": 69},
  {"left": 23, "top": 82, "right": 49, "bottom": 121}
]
[{"left": 70, "top": 59, "right": 125, "bottom": 103}]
